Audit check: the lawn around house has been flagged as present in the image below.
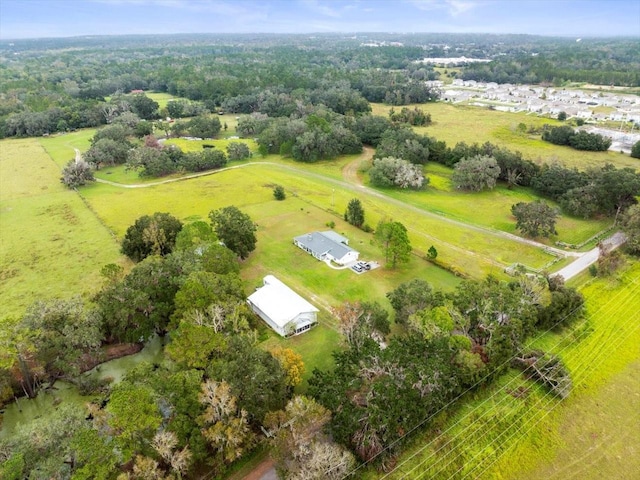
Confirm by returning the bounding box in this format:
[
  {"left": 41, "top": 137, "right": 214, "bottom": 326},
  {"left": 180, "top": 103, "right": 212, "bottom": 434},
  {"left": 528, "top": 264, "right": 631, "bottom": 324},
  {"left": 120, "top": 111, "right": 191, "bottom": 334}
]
[{"left": 79, "top": 161, "right": 555, "bottom": 280}]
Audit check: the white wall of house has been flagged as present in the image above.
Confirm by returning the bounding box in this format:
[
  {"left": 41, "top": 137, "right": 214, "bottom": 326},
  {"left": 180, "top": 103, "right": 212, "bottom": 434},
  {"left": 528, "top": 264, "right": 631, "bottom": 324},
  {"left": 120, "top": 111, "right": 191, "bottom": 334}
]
[{"left": 330, "top": 249, "right": 359, "bottom": 265}]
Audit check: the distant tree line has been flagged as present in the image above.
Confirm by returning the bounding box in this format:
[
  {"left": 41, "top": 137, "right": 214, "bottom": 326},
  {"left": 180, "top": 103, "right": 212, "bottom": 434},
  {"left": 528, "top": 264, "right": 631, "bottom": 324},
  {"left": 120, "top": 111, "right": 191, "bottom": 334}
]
[
  {"left": 461, "top": 38, "right": 640, "bottom": 86},
  {"left": 0, "top": 36, "right": 441, "bottom": 139}
]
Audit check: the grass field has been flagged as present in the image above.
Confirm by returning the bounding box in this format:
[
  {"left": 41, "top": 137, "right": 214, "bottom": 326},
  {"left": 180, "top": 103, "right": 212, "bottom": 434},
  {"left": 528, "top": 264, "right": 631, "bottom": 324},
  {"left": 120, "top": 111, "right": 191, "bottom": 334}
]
[
  {"left": 371, "top": 102, "right": 639, "bottom": 171},
  {"left": 145, "top": 92, "right": 177, "bottom": 109},
  {"left": 381, "top": 162, "right": 612, "bottom": 246},
  {"left": 367, "top": 260, "right": 640, "bottom": 480},
  {"left": 2, "top": 105, "right": 637, "bottom": 480},
  {"left": 79, "top": 160, "right": 557, "bottom": 279},
  {"left": 0, "top": 138, "right": 126, "bottom": 318}
]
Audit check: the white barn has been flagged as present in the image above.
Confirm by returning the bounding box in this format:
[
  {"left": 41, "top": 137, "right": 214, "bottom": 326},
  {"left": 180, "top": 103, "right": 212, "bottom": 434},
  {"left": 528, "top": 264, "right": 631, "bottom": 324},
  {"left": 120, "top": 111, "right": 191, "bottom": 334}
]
[
  {"left": 293, "top": 231, "right": 359, "bottom": 265},
  {"left": 247, "top": 275, "right": 319, "bottom": 337}
]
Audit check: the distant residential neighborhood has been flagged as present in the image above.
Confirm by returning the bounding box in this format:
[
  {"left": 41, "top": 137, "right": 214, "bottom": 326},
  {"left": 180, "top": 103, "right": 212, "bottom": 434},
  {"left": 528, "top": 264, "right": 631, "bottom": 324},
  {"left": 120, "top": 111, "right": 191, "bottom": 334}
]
[{"left": 431, "top": 79, "right": 640, "bottom": 152}]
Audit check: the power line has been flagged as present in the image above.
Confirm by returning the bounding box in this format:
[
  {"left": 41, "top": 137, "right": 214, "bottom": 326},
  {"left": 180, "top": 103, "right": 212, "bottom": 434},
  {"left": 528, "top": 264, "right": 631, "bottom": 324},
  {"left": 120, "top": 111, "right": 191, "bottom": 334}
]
[
  {"left": 402, "top": 280, "right": 639, "bottom": 480},
  {"left": 342, "top": 274, "right": 636, "bottom": 479}
]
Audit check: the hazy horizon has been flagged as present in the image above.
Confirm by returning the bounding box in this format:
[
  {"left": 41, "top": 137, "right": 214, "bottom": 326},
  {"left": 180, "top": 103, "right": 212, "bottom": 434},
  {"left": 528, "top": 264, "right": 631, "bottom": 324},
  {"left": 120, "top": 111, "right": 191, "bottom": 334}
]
[{"left": 1, "top": 0, "right": 639, "bottom": 40}]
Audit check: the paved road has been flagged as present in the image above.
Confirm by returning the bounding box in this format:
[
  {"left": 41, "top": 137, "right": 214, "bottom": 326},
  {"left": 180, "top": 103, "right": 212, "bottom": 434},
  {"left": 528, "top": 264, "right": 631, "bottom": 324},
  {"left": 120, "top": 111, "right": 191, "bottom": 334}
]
[{"left": 553, "top": 232, "right": 627, "bottom": 281}]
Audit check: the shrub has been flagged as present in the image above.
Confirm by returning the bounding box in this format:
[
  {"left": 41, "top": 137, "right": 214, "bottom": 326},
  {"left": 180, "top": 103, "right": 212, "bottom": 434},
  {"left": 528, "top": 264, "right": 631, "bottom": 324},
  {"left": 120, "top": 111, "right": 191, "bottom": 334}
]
[
  {"left": 61, "top": 160, "right": 94, "bottom": 189},
  {"left": 273, "top": 185, "right": 286, "bottom": 200}
]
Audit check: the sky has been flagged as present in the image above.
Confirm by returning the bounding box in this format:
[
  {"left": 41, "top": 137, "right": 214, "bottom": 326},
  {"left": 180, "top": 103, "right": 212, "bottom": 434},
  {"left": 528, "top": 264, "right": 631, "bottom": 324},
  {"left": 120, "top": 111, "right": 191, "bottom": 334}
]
[{"left": 0, "top": 0, "right": 639, "bottom": 40}]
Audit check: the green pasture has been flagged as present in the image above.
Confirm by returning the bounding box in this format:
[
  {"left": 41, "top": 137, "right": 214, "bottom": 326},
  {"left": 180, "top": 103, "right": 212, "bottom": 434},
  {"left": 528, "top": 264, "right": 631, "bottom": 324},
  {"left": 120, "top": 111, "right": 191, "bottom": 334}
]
[
  {"left": 79, "top": 161, "right": 556, "bottom": 279},
  {"left": 38, "top": 129, "right": 152, "bottom": 185},
  {"left": 391, "top": 162, "right": 612, "bottom": 246},
  {"left": 0, "top": 138, "right": 125, "bottom": 318},
  {"left": 80, "top": 165, "right": 464, "bottom": 294},
  {"left": 506, "top": 260, "right": 640, "bottom": 479},
  {"left": 371, "top": 260, "right": 640, "bottom": 480},
  {"left": 515, "top": 360, "right": 640, "bottom": 480},
  {"left": 145, "top": 92, "right": 176, "bottom": 110},
  {"left": 370, "top": 102, "right": 639, "bottom": 171},
  {"left": 39, "top": 129, "right": 95, "bottom": 168}
]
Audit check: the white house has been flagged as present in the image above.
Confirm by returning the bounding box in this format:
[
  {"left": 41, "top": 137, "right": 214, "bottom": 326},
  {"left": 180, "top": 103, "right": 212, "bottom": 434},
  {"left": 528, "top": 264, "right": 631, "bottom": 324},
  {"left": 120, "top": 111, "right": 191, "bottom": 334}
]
[
  {"left": 293, "top": 231, "right": 360, "bottom": 265},
  {"left": 247, "top": 275, "right": 318, "bottom": 337}
]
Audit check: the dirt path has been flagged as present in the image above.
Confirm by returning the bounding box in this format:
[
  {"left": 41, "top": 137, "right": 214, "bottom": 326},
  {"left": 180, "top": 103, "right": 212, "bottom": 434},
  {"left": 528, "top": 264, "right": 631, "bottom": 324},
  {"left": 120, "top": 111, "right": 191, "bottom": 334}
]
[
  {"left": 339, "top": 153, "right": 580, "bottom": 258},
  {"left": 228, "top": 458, "right": 276, "bottom": 480},
  {"left": 95, "top": 159, "right": 575, "bottom": 257},
  {"left": 342, "top": 145, "right": 374, "bottom": 185}
]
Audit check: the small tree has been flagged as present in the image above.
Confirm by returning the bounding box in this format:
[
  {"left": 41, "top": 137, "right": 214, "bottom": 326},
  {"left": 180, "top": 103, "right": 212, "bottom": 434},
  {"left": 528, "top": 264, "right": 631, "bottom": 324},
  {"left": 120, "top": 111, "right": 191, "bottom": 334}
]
[
  {"left": 427, "top": 245, "right": 438, "bottom": 260},
  {"left": 374, "top": 219, "right": 412, "bottom": 268},
  {"left": 273, "top": 185, "right": 286, "bottom": 201},
  {"left": 631, "top": 140, "right": 640, "bottom": 159},
  {"left": 557, "top": 111, "right": 567, "bottom": 121},
  {"left": 61, "top": 160, "right": 94, "bottom": 188},
  {"left": 226, "top": 141, "right": 252, "bottom": 161},
  {"left": 344, "top": 198, "right": 365, "bottom": 228},
  {"left": 511, "top": 201, "right": 558, "bottom": 238}
]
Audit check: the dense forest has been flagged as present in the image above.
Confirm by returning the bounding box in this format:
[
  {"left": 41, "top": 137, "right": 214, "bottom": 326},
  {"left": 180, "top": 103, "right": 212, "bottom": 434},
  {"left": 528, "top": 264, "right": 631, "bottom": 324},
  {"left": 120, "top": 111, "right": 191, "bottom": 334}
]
[{"left": 2, "top": 34, "right": 638, "bottom": 138}]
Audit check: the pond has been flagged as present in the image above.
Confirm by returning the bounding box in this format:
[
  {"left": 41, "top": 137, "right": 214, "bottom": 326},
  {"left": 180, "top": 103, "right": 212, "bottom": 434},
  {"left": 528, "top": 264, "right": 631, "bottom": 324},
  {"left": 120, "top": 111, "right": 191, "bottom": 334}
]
[{"left": 0, "top": 336, "right": 165, "bottom": 439}]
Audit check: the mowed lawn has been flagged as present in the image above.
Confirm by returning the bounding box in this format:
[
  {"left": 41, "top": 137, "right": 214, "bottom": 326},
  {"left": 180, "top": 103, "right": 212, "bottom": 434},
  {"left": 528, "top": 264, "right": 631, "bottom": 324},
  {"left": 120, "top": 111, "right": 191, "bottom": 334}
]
[
  {"left": 0, "top": 138, "right": 125, "bottom": 318},
  {"left": 371, "top": 102, "right": 639, "bottom": 171}
]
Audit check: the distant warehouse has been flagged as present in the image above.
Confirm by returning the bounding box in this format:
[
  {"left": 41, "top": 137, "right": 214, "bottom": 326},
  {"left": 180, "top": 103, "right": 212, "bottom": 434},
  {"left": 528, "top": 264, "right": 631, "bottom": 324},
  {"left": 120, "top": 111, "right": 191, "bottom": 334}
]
[
  {"left": 247, "top": 275, "right": 318, "bottom": 337},
  {"left": 293, "top": 231, "right": 359, "bottom": 265}
]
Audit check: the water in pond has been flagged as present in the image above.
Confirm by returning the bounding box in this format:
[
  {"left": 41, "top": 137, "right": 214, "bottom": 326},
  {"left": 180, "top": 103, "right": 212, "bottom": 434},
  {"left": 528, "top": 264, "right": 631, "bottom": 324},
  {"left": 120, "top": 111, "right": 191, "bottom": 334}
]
[{"left": 0, "top": 336, "right": 164, "bottom": 439}]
